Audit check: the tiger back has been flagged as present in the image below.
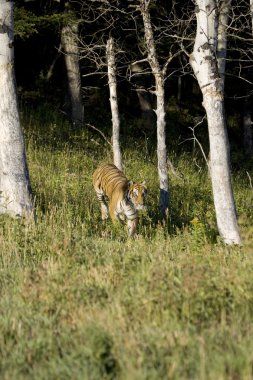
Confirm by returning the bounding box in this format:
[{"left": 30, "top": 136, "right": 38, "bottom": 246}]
[{"left": 92, "top": 163, "right": 147, "bottom": 237}]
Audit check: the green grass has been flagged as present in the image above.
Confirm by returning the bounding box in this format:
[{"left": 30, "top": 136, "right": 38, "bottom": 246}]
[{"left": 0, "top": 105, "right": 252, "bottom": 379}]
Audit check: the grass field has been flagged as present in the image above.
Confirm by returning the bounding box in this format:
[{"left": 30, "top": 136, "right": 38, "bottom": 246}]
[{"left": 0, "top": 105, "right": 253, "bottom": 379}]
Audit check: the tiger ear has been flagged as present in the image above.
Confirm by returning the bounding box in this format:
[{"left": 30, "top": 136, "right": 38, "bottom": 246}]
[
  {"left": 142, "top": 181, "right": 146, "bottom": 186},
  {"left": 128, "top": 180, "right": 133, "bottom": 187}
]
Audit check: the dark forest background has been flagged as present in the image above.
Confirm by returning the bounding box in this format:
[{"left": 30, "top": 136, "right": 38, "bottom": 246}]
[{"left": 14, "top": 0, "right": 253, "bottom": 168}]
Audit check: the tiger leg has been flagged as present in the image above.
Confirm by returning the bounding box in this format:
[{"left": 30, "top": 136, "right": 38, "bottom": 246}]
[
  {"left": 109, "top": 202, "right": 119, "bottom": 223},
  {"left": 127, "top": 217, "right": 138, "bottom": 238},
  {"left": 118, "top": 213, "right": 125, "bottom": 222},
  {"left": 96, "top": 191, "right": 109, "bottom": 220}
]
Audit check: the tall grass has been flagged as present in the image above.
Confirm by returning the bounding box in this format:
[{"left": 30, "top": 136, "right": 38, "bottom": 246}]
[{"left": 0, "top": 105, "right": 252, "bottom": 379}]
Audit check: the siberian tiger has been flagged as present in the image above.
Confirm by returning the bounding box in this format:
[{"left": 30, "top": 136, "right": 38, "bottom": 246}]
[{"left": 92, "top": 163, "right": 147, "bottom": 237}]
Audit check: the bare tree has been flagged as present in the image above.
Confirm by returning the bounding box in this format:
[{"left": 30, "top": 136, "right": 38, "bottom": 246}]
[
  {"left": 61, "top": 2, "right": 84, "bottom": 128},
  {"left": 106, "top": 36, "right": 122, "bottom": 170},
  {"left": 139, "top": 0, "right": 169, "bottom": 219},
  {"left": 190, "top": 0, "right": 241, "bottom": 244},
  {"left": 0, "top": 1, "right": 33, "bottom": 219},
  {"left": 78, "top": 1, "right": 125, "bottom": 167}
]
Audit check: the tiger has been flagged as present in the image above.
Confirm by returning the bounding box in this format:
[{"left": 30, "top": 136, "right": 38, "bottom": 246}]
[{"left": 92, "top": 163, "right": 147, "bottom": 237}]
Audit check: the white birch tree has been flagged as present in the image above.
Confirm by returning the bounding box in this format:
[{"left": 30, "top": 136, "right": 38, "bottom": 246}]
[
  {"left": 0, "top": 0, "right": 33, "bottom": 219},
  {"left": 106, "top": 36, "right": 122, "bottom": 171},
  {"left": 190, "top": 0, "right": 241, "bottom": 244},
  {"left": 139, "top": 0, "right": 169, "bottom": 218}
]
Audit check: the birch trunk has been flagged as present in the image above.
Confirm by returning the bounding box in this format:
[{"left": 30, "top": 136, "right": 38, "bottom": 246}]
[
  {"left": 140, "top": 0, "right": 169, "bottom": 218},
  {"left": 190, "top": 0, "right": 241, "bottom": 244},
  {"left": 0, "top": 1, "right": 33, "bottom": 218},
  {"left": 106, "top": 37, "right": 122, "bottom": 171},
  {"left": 61, "top": 19, "right": 84, "bottom": 128}
]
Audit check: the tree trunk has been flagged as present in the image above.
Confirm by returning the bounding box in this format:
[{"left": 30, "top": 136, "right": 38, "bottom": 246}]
[
  {"left": 106, "top": 37, "right": 122, "bottom": 171},
  {"left": 242, "top": 0, "right": 253, "bottom": 156},
  {"left": 61, "top": 17, "right": 84, "bottom": 128},
  {"left": 136, "top": 90, "right": 154, "bottom": 131},
  {"left": 217, "top": 0, "right": 231, "bottom": 90},
  {"left": 243, "top": 95, "right": 253, "bottom": 156},
  {"left": 177, "top": 76, "right": 182, "bottom": 103},
  {"left": 130, "top": 62, "right": 154, "bottom": 131},
  {"left": 251, "top": 0, "right": 253, "bottom": 31},
  {"left": 190, "top": 0, "right": 241, "bottom": 245},
  {"left": 0, "top": 1, "right": 33, "bottom": 219},
  {"left": 140, "top": 0, "right": 169, "bottom": 218}
]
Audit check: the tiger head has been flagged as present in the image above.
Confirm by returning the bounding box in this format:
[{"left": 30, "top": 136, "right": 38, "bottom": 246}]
[{"left": 127, "top": 181, "right": 147, "bottom": 211}]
